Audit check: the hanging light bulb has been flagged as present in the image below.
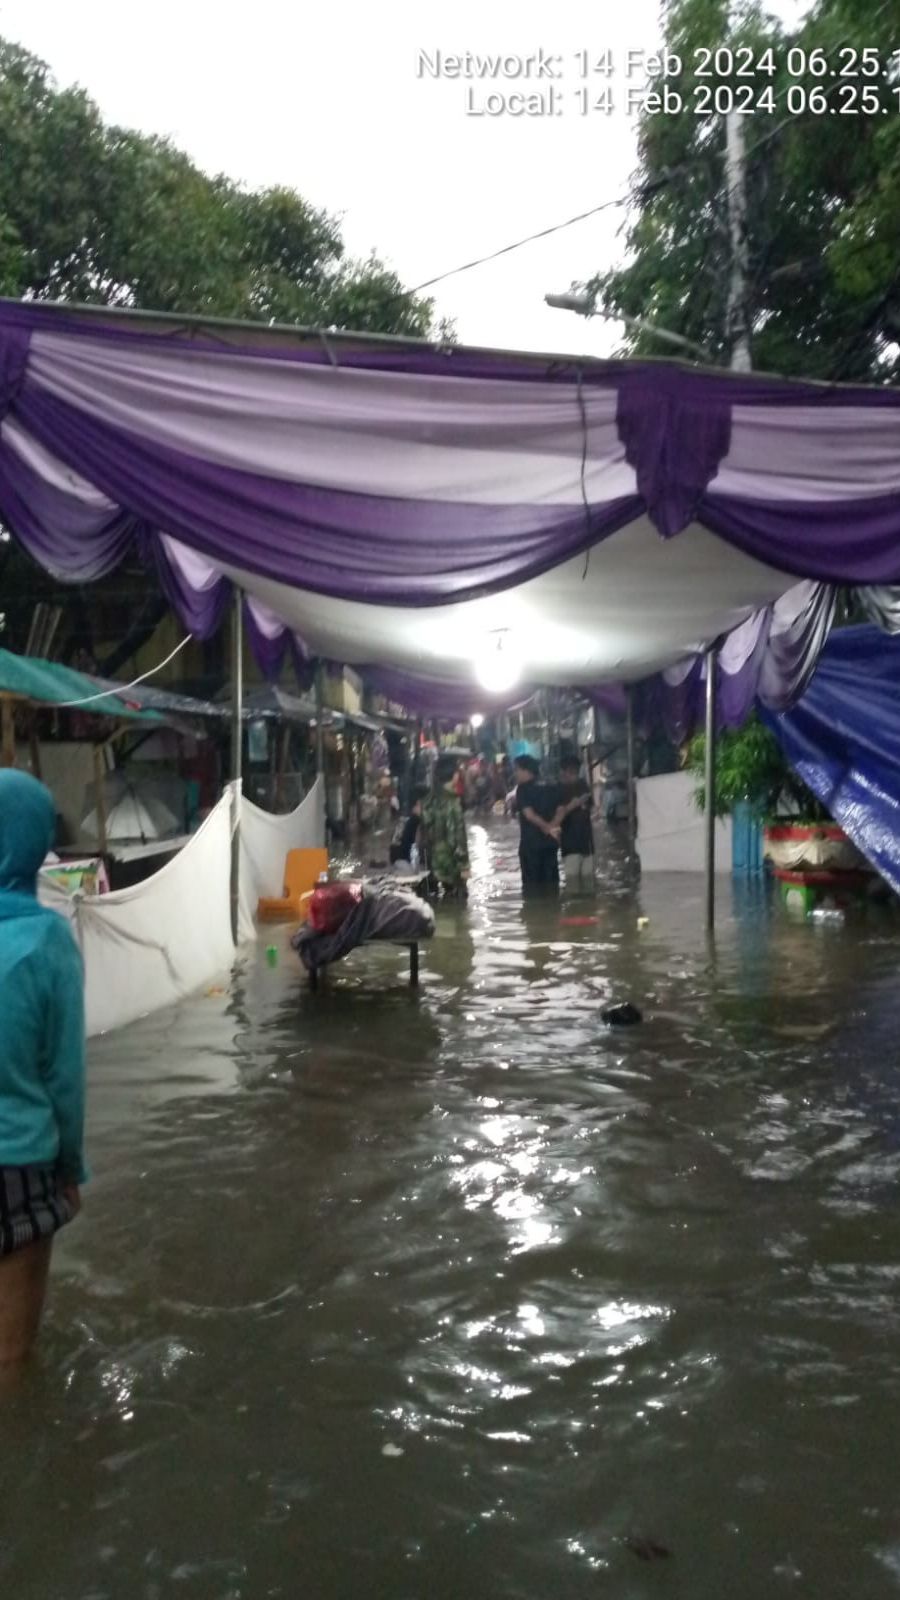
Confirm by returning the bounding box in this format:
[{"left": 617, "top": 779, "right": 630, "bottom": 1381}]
[
  {"left": 470, "top": 713, "right": 485, "bottom": 730},
  {"left": 474, "top": 633, "right": 521, "bottom": 695}
]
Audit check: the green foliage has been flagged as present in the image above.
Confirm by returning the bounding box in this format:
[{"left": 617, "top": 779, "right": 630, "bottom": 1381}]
[
  {"left": 0, "top": 37, "right": 436, "bottom": 336},
  {"left": 590, "top": 0, "right": 900, "bottom": 381},
  {"left": 685, "top": 714, "right": 826, "bottom": 819}
]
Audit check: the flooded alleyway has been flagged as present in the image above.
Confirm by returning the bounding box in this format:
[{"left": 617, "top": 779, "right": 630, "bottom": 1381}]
[{"left": 4, "top": 819, "right": 900, "bottom": 1598}]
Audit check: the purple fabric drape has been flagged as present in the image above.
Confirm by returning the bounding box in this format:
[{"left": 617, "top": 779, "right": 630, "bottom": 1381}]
[
  {"left": 617, "top": 376, "right": 731, "bottom": 538},
  {"left": 243, "top": 597, "right": 309, "bottom": 682},
  {"left": 0, "top": 431, "right": 137, "bottom": 581},
  {"left": 587, "top": 684, "right": 629, "bottom": 718},
  {"left": 756, "top": 582, "right": 837, "bottom": 713},
  {"left": 0, "top": 327, "right": 30, "bottom": 415},
  {"left": 701, "top": 495, "right": 900, "bottom": 586},
  {"left": 4, "top": 298, "right": 900, "bottom": 400},
  {"left": 3, "top": 299, "right": 900, "bottom": 719},
  {"left": 2, "top": 301, "right": 900, "bottom": 616},
  {"left": 592, "top": 583, "right": 837, "bottom": 745},
  {"left": 150, "top": 534, "right": 231, "bottom": 641},
  {"left": 15, "top": 377, "right": 642, "bottom": 605}
]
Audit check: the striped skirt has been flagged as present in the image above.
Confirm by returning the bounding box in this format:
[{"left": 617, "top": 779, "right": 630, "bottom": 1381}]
[{"left": 0, "top": 1165, "right": 73, "bottom": 1258}]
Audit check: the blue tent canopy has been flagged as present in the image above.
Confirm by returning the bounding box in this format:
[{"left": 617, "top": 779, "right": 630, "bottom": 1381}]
[{"left": 763, "top": 626, "right": 900, "bottom": 895}]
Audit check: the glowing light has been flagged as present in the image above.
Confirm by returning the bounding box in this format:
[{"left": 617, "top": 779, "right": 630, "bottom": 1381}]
[
  {"left": 470, "top": 713, "right": 485, "bottom": 730},
  {"left": 474, "top": 634, "right": 521, "bottom": 694}
]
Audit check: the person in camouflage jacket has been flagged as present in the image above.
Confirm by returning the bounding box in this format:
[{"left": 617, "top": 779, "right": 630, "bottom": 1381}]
[{"left": 420, "top": 755, "right": 471, "bottom": 896}]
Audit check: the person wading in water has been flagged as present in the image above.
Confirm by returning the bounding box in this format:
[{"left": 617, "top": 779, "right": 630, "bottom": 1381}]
[
  {"left": 0, "top": 771, "right": 87, "bottom": 1369},
  {"left": 513, "top": 755, "right": 561, "bottom": 895},
  {"left": 421, "top": 754, "right": 471, "bottom": 898},
  {"left": 555, "top": 754, "right": 595, "bottom": 893}
]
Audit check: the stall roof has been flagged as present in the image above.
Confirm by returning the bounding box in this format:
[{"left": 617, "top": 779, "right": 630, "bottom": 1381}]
[
  {"left": 0, "top": 649, "right": 162, "bottom": 722},
  {"left": 239, "top": 684, "right": 409, "bottom": 735}
]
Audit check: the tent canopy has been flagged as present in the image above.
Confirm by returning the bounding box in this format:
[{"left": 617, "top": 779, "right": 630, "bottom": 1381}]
[
  {"left": 764, "top": 625, "right": 900, "bottom": 896},
  {"left": 2, "top": 296, "right": 900, "bottom": 696}
]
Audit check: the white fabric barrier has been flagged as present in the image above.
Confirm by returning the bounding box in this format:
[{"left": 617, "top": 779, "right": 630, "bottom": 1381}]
[
  {"left": 636, "top": 771, "right": 733, "bottom": 874},
  {"left": 36, "top": 782, "right": 325, "bottom": 1036},
  {"left": 40, "top": 793, "right": 235, "bottom": 1037},
  {"left": 237, "top": 778, "right": 325, "bottom": 941}
]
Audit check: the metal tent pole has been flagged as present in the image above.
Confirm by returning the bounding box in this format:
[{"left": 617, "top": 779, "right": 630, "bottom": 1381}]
[
  {"left": 230, "top": 588, "right": 243, "bottom": 944},
  {"left": 314, "top": 662, "right": 326, "bottom": 777},
  {"left": 704, "top": 646, "right": 718, "bottom": 930},
  {"left": 625, "top": 684, "right": 636, "bottom": 858}
]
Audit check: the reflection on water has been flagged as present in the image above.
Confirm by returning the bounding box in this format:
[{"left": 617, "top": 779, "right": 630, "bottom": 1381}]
[{"left": 4, "top": 821, "right": 900, "bottom": 1598}]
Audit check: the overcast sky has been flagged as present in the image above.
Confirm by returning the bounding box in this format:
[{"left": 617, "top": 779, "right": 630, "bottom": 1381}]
[{"left": 0, "top": 0, "right": 810, "bottom": 358}]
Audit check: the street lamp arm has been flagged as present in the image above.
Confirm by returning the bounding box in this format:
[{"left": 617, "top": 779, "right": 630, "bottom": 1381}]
[{"left": 544, "top": 291, "right": 712, "bottom": 363}]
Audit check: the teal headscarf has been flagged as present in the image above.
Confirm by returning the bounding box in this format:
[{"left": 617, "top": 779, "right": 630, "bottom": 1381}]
[{"left": 0, "top": 769, "right": 56, "bottom": 899}]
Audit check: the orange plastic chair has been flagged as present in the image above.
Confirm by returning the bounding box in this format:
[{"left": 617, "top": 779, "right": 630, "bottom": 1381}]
[{"left": 257, "top": 847, "right": 329, "bottom": 923}]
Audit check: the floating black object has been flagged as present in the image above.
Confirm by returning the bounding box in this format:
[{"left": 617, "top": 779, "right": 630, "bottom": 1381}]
[
  {"left": 601, "top": 1002, "right": 643, "bottom": 1026},
  {"left": 626, "top": 1535, "right": 671, "bottom": 1562}
]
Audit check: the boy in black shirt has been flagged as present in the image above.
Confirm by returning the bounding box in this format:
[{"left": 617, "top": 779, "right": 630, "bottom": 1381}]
[
  {"left": 513, "top": 756, "right": 560, "bottom": 894},
  {"left": 555, "top": 755, "right": 595, "bottom": 892}
]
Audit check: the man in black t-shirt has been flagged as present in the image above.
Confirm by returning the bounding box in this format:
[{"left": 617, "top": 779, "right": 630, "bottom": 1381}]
[
  {"left": 513, "top": 755, "right": 560, "bottom": 894},
  {"left": 555, "top": 755, "right": 595, "bottom": 893}
]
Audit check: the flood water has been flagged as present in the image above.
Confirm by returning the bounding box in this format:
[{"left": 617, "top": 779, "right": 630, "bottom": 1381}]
[{"left": 4, "top": 818, "right": 900, "bottom": 1598}]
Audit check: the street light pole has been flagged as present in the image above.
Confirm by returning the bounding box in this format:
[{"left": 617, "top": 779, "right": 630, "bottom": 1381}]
[{"left": 625, "top": 684, "right": 637, "bottom": 861}]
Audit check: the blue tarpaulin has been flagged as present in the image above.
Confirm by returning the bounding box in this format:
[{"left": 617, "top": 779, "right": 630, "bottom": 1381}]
[{"left": 762, "top": 626, "right": 900, "bottom": 895}]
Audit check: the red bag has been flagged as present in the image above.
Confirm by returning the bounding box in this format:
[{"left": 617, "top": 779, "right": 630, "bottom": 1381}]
[{"left": 307, "top": 881, "right": 362, "bottom": 934}]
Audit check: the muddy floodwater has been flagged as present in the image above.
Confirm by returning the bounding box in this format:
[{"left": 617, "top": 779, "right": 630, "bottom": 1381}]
[{"left": 4, "top": 818, "right": 900, "bottom": 1599}]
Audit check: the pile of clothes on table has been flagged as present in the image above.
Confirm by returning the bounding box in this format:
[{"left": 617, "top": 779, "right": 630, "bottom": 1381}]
[{"left": 291, "top": 876, "right": 435, "bottom": 975}]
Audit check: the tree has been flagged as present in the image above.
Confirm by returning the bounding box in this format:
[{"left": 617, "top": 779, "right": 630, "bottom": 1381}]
[
  {"left": 0, "top": 37, "right": 443, "bottom": 670},
  {"left": 589, "top": 0, "right": 900, "bottom": 382},
  {"left": 0, "top": 37, "right": 436, "bottom": 336}
]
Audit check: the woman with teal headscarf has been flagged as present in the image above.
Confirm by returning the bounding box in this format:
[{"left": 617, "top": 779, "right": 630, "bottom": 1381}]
[{"left": 0, "top": 770, "right": 87, "bottom": 1367}]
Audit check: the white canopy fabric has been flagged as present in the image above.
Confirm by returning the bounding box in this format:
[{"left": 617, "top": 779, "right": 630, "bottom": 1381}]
[{"left": 213, "top": 519, "right": 793, "bottom": 685}]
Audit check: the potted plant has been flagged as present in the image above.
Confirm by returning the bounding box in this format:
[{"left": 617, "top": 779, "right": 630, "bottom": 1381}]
[{"left": 685, "top": 715, "right": 866, "bottom": 880}]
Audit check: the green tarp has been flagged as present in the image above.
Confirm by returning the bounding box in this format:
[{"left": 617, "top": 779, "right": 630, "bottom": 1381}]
[{"left": 0, "top": 649, "right": 161, "bottom": 722}]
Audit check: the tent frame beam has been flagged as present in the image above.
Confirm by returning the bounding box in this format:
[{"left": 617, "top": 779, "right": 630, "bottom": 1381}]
[{"left": 3, "top": 294, "right": 877, "bottom": 395}]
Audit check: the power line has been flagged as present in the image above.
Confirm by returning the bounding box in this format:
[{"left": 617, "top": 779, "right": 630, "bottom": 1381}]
[
  {"left": 400, "top": 129, "right": 795, "bottom": 316},
  {"left": 408, "top": 191, "right": 639, "bottom": 299},
  {"left": 57, "top": 633, "right": 192, "bottom": 707}
]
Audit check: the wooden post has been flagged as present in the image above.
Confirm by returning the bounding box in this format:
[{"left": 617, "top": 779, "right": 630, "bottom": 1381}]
[
  {"left": 1, "top": 698, "right": 16, "bottom": 767},
  {"left": 29, "top": 711, "right": 42, "bottom": 781},
  {"left": 93, "top": 745, "right": 108, "bottom": 856}
]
